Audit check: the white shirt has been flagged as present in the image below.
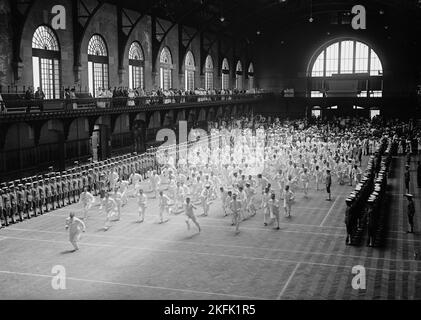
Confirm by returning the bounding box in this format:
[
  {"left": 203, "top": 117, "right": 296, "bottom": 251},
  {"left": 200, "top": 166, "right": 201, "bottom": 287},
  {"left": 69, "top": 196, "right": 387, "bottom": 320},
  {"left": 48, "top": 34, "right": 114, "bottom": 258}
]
[{"left": 66, "top": 217, "right": 86, "bottom": 235}]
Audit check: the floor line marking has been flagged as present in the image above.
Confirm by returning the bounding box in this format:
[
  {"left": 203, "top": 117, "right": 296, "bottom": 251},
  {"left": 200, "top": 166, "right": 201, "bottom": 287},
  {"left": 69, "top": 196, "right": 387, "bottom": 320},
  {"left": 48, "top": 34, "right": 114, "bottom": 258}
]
[
  {"left": 0, "top": 270, "right": 264, "bottom": 300},
  {"left": 277, "top": 263, "right": 301, "bottom": 300},
  {"left": 3, "top": 227, "right": 420, "bottom": 264},
  {"left": 2, "top": 235, "right": 421, "bottom": 274},
  {"left": 320, "top": 196, "right": 341, "bottom": 227},
  {"left": 27, "top": 210, "right": 350, "bottom": 232}
]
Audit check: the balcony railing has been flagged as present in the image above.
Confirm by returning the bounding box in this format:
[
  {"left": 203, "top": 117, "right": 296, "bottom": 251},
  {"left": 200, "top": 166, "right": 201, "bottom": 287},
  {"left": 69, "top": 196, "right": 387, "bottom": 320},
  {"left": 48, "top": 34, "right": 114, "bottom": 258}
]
[{"left": 0, "top": 93, "right": 267, "bottom": 117}]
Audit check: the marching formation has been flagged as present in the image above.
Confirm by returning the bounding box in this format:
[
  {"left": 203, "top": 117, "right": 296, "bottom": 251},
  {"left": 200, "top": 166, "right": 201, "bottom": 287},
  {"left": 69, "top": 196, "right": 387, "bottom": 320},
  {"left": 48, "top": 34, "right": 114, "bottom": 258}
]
[{"left": 1, "top": 116, "right": 417, "bottom": 252}]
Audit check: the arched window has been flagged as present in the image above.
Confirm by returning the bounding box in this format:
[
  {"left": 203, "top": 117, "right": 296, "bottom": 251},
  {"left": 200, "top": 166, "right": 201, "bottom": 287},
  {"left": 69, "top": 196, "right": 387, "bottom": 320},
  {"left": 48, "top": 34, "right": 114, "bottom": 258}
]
[
  {"left": 88, "top": 34, "right": 109, "bottom": 97},
  {"left": 32, "top": 25, "right": 61, "bottom": 99},
  {"left": 128, "top": 42, "right": 144, "bottom": 90},
  {"left": 184, "top": 51, "right": 195, "bottom": 91},
  {"left": 235, "top": 61, "right": 243, "bottom": 90},
  {"left": 248, "top": 63, "right": 254, "bottom": 90},
  {"left": 160, "top": 47, "right": 173, "bottom": 90},
  {"left": 310, "top": 39, "right": 383, "bottom": 97},
  {"left": 311, "top": 39, "right": 383, "bottom": 77},
  {"left": 205, "top": 55, "right": 214, "bottom": 90},
  {"left": 221, "top": 58, "right": 229, "bottom": 90}
]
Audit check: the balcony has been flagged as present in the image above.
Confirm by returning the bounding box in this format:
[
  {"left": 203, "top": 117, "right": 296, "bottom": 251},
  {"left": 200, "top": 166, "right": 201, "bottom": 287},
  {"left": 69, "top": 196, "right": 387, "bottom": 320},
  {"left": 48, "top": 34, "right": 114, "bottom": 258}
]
[{"left": 0, "top": 93, "right": 267, "bottom": 123}]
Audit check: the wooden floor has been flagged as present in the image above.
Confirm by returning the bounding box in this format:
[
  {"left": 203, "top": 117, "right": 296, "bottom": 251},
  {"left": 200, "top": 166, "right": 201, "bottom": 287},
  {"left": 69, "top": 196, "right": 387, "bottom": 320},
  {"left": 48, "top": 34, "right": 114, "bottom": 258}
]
[{"left": 0, "top": 156, "right": 420, "bottom": 300}]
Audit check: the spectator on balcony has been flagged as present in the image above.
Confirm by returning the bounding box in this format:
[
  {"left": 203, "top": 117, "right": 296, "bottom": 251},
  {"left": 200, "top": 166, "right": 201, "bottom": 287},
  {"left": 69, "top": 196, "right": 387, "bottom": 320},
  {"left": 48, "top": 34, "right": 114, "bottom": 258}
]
[
  {"left": 70, "top": 88, "right": 77, "bottom": 110},
  {"left": 97, "top": 87, "right": 106, "bottom": 108},
  {"left": 35, "top": 87, "right": 45, "bottom": 100},
  {"left": 127, "top": 89, "right": 136, "bottom": 107},
  {"left": 64, "top": 88, "right": 71, "bottom": 100},
  {"left": 25, "top": 87, "right": 34, "bottom": 100},
  {"left": 0, "top": 92, "right": 5, "bottom": 114}
]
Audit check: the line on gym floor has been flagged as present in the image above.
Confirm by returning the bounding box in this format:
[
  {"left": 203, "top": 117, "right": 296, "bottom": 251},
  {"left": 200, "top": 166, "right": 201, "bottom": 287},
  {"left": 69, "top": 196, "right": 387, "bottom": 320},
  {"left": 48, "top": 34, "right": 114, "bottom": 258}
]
[
  {"left": 0, "top": 269, "right": 264, "bottom": 300},
  {"left": 3, "top": 227, "right": 420, "bottom": 264},
  {"left": 319, "top": 196, "right": 341, "bottom": 227},
  {"left": 2, "top": 235, "right": 421, "bottom": 274},
  {"left": 49, "top": 209, "right": 345, "bottom": 231},
  {"left": 277, "top": 263, "right": 301, "bottom": 300}
]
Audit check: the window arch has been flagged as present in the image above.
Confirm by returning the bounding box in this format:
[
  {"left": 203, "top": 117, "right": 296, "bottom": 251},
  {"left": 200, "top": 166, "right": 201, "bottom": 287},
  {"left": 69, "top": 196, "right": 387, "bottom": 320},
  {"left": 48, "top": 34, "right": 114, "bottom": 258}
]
[
  {"left": 248, "top": 63, "right": 254, "bottom": 90},
  {"left": 184, "top": 51, "right": 195, "bottom": 91},
  {"left": 160, "top": 47, "right": 173, "bottom": 90},
  {"left": 205, "top": 55, "right": 214, "bottom": 90},
  {"left": 88, "top": 34, "right": 109, "bottom": 97},
  {"left": 221, "top": 58, "right": 229, "bottom": 90},
  {"left": 309, "top": 39, "right": 383, "bottom": 97},
  {"left": 128, "top": 42, "right": 145, "bottom": 90},
  {"left": 32, "top": 25, "right": 61, "bottom": 99},
  {"left": 235, "top": 61, "right": 243, "bottom": 90},
  {"left": 310, "top": 39, "right": 383, "bottom": 77}
]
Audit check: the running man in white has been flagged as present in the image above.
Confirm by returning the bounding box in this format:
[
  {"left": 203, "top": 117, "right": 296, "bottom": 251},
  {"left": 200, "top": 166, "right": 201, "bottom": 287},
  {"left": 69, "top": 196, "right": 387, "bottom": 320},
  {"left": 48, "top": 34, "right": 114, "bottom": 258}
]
[
  {"left": 158, "top": 191, "right": 171, "bottom": 224},
  {"left": 79, "top": 186, "right": 95, "bottom": 221},
  {"left": 283, "top": 185, "right": 295, "bottom": 218},
  {"left": 229, "top": 193, "right": 242, "bottom": 234},
  {"left": 65, "top": 212, "right": 86, "bottom": 251},
  {"left": 150, "top": 171, "right": 161, "bottom": 199},
  {"left": 268, "top": 193, "right": 281, "bottom": 230},
  {"left": 301, "top": 168, "right": 310, "bottom": 198},
  {"left": 200, "top": 184, "right": 211, "bottom": 217},
  {"left": 102, "top": 192, "right": 117, "bottom": 231},
  {"left": 184, "top": 197, "right": 201, "bottom": 233},
  {"left": 137, "top": 189, "right": 147, "bottom": 223}
]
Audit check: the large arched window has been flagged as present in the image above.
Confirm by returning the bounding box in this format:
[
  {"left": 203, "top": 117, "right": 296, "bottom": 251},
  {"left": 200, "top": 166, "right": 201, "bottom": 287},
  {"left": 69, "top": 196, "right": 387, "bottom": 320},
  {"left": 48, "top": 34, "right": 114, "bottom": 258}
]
[
  {"left": 184, "top": 51, "right": 195, "bottom": 91},
  {"left": 160, "top": 47, "right": 173, "bottom": 90},
  {"left": 88, "top": 34, "right": 109, "bottom": 97},
  {"left": 222, "top": 58, "right": 229, "bottom": 90},
  {"left": 310, "top": 39, "right": 383, "bottom": 77},
  {"left": 235, "top": 61, "right": 243, "bottom": 90},
  {"left": 205, "top": 55, "right": 214, "bottom": 90},
  {"left": 310, "top": 39, "right": 383, "bottom": 97},
  {"left": 128, "top": 42, "right": 144, "bottom": 90},
  {"left": 32, "top": 25, "right": 61, "bottom": 99},
  {"left": 248, "top": 63, "right": 254, "bottom": 90}
]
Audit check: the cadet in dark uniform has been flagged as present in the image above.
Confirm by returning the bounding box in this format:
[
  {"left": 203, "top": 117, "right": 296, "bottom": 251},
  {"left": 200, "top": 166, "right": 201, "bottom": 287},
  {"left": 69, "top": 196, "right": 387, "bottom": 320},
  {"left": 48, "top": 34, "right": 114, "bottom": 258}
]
[
  {"left": 38, "top": 180, "right": 46, "bottom": 214},
  {"left": 26, "top": 183, "right": 34, "bottom": 218},
  {"left": 17, "top": 184, "right": 28, "bottom": 220},
  {"left": 405, "top": 194, "right": 415, "bottom": 234},
  {"left": 62, "top": 175, "right": 69, "bottom": 206},
  {"left": 3, "top": 188, "right": 12, "bottom": 225},
  {"left": 56, "top": 175, "right": 63, "bottom": 208},
  {"left": 325, "top": 169, "right": 332, "bottom": 201},
  {"left": 404, "top": 165, "right": 410, "bottom": 194},
  {"left": 44, "top": 178, "right": 52, "bottom": 212},
  {"left": 366, "top": 197, "right": 376, "bottom": 247},
  {"left": 417, "top": 161, "right": 421, "bottom": 188},
  {"left": 32, "top": 181, "right": 40, "bottom": 216},
  {"left": 0, "top": 189, "right": 5, "bottom": 227},
  {"left": 10, "top": 186, "right": 21, "bottom": 223},
  {"left": 345, "top": 197, "right": 354, "bottom": 245},
  {"left": 50, "top": 177, "right": 57, "bottom": 210}
]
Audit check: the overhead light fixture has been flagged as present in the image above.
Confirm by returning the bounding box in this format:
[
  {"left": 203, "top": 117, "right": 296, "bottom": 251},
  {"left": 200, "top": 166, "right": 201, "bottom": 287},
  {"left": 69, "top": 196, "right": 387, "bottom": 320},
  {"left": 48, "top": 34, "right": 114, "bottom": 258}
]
[
  {"left": 220, "top": 16, "right": 225, "bottom": 22},
  {"left": 256, "top": 30, "right": 261, "bottom": 35},
  {"left": 379, "top": 9, "right": 384, "bottom": 15},
  {"left": 309, "top": 0, "right": 314, "bottom": 23}
]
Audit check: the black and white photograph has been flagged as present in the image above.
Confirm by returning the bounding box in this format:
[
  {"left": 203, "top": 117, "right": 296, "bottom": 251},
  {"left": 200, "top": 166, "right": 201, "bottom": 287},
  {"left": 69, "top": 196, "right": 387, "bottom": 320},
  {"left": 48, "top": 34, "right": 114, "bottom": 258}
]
[{"left": 0, "top": 0, "right": 421, "bottom": 308}]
